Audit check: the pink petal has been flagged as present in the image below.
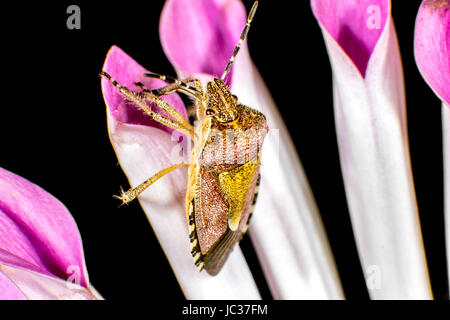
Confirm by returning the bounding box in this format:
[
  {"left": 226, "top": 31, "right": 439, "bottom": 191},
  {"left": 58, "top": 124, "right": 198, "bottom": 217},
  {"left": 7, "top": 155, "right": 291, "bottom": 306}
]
[
  {"left": 160, "top": 0, "right": 344, "bottom": 298},
  {"left": 230, "top": 33, "right": 344, "bottom": 299},
  {"left": 101, "top": 45, "right": 188, "bottom": 134},
  {"left": 444, "top": 103, "right": 450, "bottom": 289},
  {"left": 311, "top": 0, "right": 389, "bottom": 76},
  {"left": 414, "top": 0, "right": 450, "bottom": 104},
  {"left": 0, "top": 271, "right": 27, "bottom": 300},
  {"left": 1, "top": 263, "right": 97, "bottom": 300},
  {"left": 159, "top": 0, "right": 247, "bottom": 84},
  {"left": 312, "top": 0, "right": 432, "bottom": 299},
  {"left": 0, "top": 167, "right": 89, "bottom": 288}
]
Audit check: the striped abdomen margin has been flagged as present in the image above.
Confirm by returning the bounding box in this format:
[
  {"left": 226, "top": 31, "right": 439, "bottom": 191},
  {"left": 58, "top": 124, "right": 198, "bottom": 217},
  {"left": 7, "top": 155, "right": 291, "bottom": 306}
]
[{"left": 188, "top": 199, "right": 204, "bottom": 270}]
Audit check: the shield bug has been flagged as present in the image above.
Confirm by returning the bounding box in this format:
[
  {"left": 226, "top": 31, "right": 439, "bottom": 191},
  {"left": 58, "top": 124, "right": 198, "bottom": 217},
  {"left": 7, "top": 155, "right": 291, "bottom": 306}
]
[{"left": 100, "top": 1, "right": 267, "bottom": 275}]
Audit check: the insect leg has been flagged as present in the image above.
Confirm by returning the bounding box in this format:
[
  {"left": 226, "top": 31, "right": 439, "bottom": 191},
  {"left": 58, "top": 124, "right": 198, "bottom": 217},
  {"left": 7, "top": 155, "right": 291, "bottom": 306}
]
[
  {"left": 137, "top": 76, "right": 206, "bottom": 123},
  {"left": 164, "top": 78, "right": 206, "bottom": 121},
  {"left": 101, "top": 71, "right": 194, "bottom": 139},
  {"left": 133, "top": 84, "right": 193, "bottom": 130},
  {"left": 114, "top": 163, "right": 190, "bottom": 205},
  {"left": 134, "top": 80, "right": 202, "bottom": 123},
  {"left": 136, "top": 81, "right": 201, "bottom": 101},
  {"left": 141, "top": 73, "right": 210, "bottom": 122},
  {"left": 142, "top": 72, "right": 204, "bottom": 99}
]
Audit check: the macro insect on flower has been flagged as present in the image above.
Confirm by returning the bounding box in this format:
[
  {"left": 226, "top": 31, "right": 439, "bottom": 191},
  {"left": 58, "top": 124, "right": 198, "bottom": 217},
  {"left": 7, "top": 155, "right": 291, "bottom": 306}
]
[{"left": 100, "top": 1, "right": 267, "bottom": 275}]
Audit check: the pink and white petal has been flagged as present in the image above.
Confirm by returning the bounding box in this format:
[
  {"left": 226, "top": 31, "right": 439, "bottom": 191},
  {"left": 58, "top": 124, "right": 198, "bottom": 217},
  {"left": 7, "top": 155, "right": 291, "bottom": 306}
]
[
  {"left": 312, "top": 0, "right": 432, "bottom": 299},
  {"left": 414, "top": 0, "right": 450, "bottom": 104},
  {"left": 231, "top": 41, "right": 344, "bottom": 300},
  {"left": 414, "top": 1, "right": 450, "bottom": 293},
  {"left": 0, "top": 167, "right": 89, "bottom": 289},
  {"left": 159, "top": 0, "right": 246, "bottom": 83},
  {"left": 106, "top": 109, "right": 261, "bottom": 299},
  {"left": 311, "top": 0, "right": 388, "bottom": 76},
  {"left": 0, "top": 263, "right": 97, "bottom": 300},
  {"left": 444, "top": 103, "right": 450, "bottom": 291},
  {"left": 161, "top": 0, "right": 344, "bottom": 299},
  {"left": 0, "top": 249, "right": 101, "bottom": 300},
  {"left": 101, "top": 45, "right": 188, "bottom": 134},
  {"left": 0, "top": 270, "right": 27, "bottom": 300}
]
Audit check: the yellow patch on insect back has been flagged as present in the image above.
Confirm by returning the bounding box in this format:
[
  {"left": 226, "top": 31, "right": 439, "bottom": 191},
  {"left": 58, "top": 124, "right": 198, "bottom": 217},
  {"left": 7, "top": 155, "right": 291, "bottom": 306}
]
[{"left": 218, "top": 157, "right": 260, "bottom": 231}]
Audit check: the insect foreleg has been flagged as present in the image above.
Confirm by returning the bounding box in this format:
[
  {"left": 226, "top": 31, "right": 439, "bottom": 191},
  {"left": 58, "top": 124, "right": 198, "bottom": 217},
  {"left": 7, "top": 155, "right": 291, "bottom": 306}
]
[
  {"left": 142, "top": 73, "right": 204, "bottom": 99},
  {"left": 135, "top": 81, "right": 199, "bottom": 100},
  {"left": 101, "top": 71, "right": 194, "bottom": 139},
  {"left": 114, "top": 163, "right": 190, "bottom": 205},
  {"left": 138, "top": 75, "right": 207, "bottom": 123}
]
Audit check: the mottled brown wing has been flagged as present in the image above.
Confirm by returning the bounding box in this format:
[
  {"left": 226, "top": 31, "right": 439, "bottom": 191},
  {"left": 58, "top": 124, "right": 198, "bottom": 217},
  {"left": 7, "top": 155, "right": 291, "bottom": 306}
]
[
  {"left": 194, "top": 169, "right": 229, "bottom": 256},
  {"left": 202, "top": 227, "right": 243, "bottom": 275},
  {"left": 194, "top": 166, "right": 260, "bottom": 275}
]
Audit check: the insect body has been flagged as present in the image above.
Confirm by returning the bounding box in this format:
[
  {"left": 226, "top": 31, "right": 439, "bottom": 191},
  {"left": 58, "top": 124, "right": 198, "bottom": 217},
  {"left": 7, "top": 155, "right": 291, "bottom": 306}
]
[{"left": 101, "top": 1, "right": 266, "bottom": 275}]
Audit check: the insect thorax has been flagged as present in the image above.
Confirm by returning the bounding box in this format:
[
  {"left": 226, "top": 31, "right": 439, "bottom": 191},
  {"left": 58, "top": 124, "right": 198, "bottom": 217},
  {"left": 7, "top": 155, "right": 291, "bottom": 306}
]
[{"left": 197, "top": 103, "right": 268, "bottom": 172}]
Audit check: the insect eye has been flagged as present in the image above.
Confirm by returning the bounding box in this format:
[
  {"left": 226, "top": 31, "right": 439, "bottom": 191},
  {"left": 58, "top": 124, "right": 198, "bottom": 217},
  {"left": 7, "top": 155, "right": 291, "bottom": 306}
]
[{"left": 205, "top": 109, "right": 216, "bottom": 116}]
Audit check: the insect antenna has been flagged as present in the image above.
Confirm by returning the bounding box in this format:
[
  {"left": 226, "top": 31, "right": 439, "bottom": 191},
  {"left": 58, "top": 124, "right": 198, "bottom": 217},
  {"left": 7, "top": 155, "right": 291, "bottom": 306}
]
[{"left": 220, "top": 0, "right": 259, "bottom": 81}]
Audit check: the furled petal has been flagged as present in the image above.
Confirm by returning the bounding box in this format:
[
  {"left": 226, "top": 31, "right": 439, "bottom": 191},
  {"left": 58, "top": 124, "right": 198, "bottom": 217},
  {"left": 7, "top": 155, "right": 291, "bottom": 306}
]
[
  {"left": 0, "top": 271, "right": 26, "bottom": 300},
  {"left": 414, "top": 2, "right": 450, "bottom": 292},
  {"left": 444, "top": 103, "right": 450, "bottom": 290},
  {"left": 160, "top": 0, "right": 246, "bottom": 84},
  {"left": 414, "top": 0, "right": 450, "bottom": 104},
  {"left": 101, "top": 45, "right": 188, "bottom": 134},
  {"left": 160, "top": 0, "right": 344, "bottom": 299},
  {"left": 312, "top": 0, "right": 432, "bottom": 299},
  {"left": 0, "top": 250, "right": 97, "bottom": 300},
  {"left": 0, "top": 167, "right": 100, "bottom": 299},
  {"left": 0, "top": 167, "right": 89, "bottom": 288},
  {"left": 101, "top": 46, "right": 260, "bottom": 299},
  {"left": 311, "top": 0, "right": 388, "bottom": 76}
]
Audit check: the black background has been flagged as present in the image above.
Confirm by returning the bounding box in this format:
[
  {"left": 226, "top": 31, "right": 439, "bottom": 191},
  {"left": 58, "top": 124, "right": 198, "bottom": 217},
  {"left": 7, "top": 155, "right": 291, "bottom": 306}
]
[{"left": 0, "top": 0, "right": 447, "bottom": 301}]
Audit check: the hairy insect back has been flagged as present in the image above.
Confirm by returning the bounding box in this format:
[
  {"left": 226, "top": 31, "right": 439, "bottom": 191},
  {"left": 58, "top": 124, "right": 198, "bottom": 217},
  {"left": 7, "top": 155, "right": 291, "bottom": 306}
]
[
  {"left": 200, "top": 104, "right": 267, "bottom": 171},
  {"left": 183, "top": 1, "right": 264, "bottom": 275},
  {"left": 185, "top": 97, "right": 268, "bottom": 274}
]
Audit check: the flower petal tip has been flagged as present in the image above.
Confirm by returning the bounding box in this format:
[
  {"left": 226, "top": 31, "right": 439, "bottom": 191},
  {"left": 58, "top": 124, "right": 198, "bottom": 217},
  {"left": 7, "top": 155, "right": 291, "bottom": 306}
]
[
  {"left": 311, "top": 0, "right": 390, "bottom": 76},
  {"left": 0, "top": 167, "right": 89, "bottom": 289},
  {"left": 414, "top": 0, "right": 450, "bottom": 104},
  {"left": 159, "top": 0, "right": 247, "bottom": 81},
  {"left": 101, "top": 45, "right": 187, "bottom": 134}
]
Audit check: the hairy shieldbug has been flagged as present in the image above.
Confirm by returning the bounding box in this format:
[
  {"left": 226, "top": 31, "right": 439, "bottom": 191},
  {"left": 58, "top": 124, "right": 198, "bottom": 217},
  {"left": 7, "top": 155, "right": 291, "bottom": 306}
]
[{"left": 100, "top": 1, "right": 267, "bottom": 275}]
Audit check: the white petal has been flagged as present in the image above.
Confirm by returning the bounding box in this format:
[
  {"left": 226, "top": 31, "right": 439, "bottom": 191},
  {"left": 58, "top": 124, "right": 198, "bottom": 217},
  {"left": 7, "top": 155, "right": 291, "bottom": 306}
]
[
  {"left": 225, "top": 44, "right": 344, "bottom": 300},
  {"left": 443, "top": 103, "right": 450, "bottom": 293},
  {"left": 315, "top": 16, "right": 432, "bottom": 299},
  {"left": 107, "top": 108, "right": 261, "bottom": 300},
  {"left": 0, "top": 263, "right": 99, "bottom": 300}
]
